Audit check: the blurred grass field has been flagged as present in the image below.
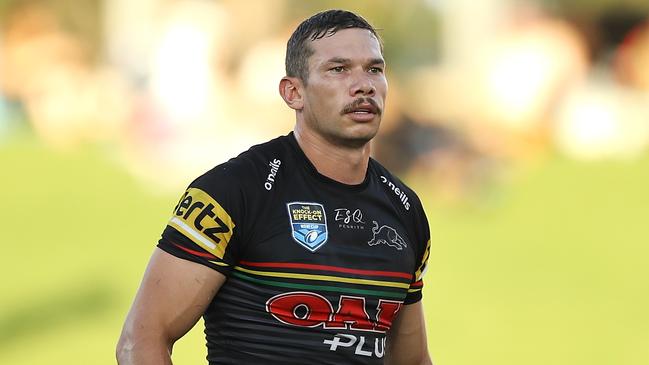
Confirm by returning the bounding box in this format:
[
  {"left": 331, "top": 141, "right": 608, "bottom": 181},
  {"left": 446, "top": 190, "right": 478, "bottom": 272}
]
[{"left": 1, "top": 134, "right": 648, "bottom": 364}]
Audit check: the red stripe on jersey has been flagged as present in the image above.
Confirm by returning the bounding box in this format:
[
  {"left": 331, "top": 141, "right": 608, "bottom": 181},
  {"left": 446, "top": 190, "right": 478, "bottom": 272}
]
[
  {"left": 172, "top": 242, "right": 217, "bottom": 259},
  {"left": 238, "top": 260, "right": 412, "bottom": 280},
  {"left": 410, "top": 280, "right": 424, "bottom": 287}
]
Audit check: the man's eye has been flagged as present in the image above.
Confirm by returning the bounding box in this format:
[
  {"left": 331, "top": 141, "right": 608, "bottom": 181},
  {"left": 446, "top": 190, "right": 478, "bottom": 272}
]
[
  {"left": 369, "top": 67, "right": 383, "bottom": 74},
  {"left": 330, "top": 66, "right": 345, "bottom": 73}
]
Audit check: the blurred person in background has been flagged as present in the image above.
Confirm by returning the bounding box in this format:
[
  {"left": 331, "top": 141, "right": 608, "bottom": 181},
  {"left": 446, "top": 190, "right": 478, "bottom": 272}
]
[
  {"left": 0, "top": 0, "right": 130, "bottom": 148},
  {"left": 614, "top": 17, "right": 649, "bottom": 90},
  {"left": 117, "top": 9, "right": 432, "bottom": 365}
]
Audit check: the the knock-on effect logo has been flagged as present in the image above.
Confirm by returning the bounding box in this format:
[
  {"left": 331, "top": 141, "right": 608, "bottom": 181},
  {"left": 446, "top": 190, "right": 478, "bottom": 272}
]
[{"left": 287, "top": 202, "right": 328, "bottom": 252}]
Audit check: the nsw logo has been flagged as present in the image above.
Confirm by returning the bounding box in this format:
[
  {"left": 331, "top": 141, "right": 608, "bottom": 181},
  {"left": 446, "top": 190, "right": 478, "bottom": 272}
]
[{"left": 287, "top": 202, "right": 328, "bottom": 252}]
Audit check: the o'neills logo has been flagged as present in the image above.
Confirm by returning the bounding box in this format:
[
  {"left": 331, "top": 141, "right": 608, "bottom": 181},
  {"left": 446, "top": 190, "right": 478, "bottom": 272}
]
[
  {"left": 379, "top": 176, "right": 410, "bottom": 211},
  {"left": 265, "top": 159, "right": 281, "bottom": 191}
]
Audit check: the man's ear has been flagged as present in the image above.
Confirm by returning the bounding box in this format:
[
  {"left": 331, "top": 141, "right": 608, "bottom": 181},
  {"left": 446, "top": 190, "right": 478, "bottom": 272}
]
[{"left": 279, "top": 77, "right": 304, "bottom": 110}]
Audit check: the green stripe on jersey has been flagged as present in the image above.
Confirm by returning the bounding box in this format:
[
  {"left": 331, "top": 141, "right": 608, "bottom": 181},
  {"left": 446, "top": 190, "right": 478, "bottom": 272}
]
[{"left": 232, "top": 272, "right": 405, "bottom": 299}]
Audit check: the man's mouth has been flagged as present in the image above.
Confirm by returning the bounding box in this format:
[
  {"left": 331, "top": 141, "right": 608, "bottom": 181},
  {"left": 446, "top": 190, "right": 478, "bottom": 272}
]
[
  {"left": 341, "top": 100, "right": 381, "bottom": 123},
  {"left": 341, "top": 99, "right": 381, "bottom": 116},
  {"left": 350, "top": 105, "right": 377, "bottom": 115}
]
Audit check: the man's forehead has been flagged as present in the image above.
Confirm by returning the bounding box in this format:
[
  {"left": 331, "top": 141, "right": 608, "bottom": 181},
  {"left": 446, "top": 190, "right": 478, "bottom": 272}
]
[{"left": 309, "top": 28, "right": 383, "bottom": 61}]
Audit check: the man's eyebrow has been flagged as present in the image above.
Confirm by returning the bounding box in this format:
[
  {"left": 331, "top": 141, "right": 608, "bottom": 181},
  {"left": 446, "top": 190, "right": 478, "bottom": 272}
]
[
  {"left": 325, "top": 57, "right": 351, "bottom": 64},
  {"left": 324, "top": 57, "right": 385, "bottom": 65}
]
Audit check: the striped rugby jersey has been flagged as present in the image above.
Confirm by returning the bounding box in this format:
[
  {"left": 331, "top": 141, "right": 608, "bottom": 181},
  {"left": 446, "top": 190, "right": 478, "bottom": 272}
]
[{"left": 158, "top": 132, "right": 431, "bottom": 364}]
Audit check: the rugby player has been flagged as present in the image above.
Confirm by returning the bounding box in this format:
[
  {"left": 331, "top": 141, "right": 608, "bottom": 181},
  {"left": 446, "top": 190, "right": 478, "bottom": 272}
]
[{"left": 117, "top": 9, "right": 433, "bottom": 365}]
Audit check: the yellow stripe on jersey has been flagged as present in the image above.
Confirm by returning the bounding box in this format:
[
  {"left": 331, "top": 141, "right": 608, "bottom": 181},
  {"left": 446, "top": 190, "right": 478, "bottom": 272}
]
[
  {"left": 414, "top": 238, "right": 431, "bottom": 281},
  {"left": 168, "top": 187, "right": 235, "bottom": 259},
  {"left": 234, "top": 266, "right": 411, "bottom": 289},
  {"left": 209, "top": 260, "right": 230, "bottom": 267}
]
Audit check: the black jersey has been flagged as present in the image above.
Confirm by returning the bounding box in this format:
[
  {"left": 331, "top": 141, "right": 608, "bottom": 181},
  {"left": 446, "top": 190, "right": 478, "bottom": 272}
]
[{"left": 158, "top": 132, "right": 431, "bottom": 365}]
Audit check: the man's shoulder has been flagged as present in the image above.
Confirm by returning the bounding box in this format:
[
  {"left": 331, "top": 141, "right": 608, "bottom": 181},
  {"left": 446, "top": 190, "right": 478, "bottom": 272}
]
[
  {"left": 370, "top": 158, "right": 430, "bottom": 249},
  {"left": 196, "top": 133, "right": 291, "bottom": 186},
  {"left": 370, "top": 158, "right": 421, "bottom": 213}
]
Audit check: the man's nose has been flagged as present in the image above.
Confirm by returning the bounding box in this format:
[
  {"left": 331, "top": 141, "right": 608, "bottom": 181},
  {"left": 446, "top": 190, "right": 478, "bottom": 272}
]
[{"left": 350, "top": 72, "right": 376, "bottom": 96}]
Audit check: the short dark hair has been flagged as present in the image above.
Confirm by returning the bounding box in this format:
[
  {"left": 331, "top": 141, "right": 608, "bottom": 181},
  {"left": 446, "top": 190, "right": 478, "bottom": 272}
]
[{"left": 285, "top": 9, "right": 381, "bottom": 84}]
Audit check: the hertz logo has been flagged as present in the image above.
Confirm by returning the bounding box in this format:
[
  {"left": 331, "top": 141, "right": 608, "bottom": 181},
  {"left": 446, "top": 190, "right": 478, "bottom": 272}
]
[{"left": 168, "top": 188, "right": 235, "bottom": 259}]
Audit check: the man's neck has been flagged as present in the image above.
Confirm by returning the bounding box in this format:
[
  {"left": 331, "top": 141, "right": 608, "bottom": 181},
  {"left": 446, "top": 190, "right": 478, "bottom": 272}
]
[{"left": 293, "top": 127, "right": 371, "bottom": 185}]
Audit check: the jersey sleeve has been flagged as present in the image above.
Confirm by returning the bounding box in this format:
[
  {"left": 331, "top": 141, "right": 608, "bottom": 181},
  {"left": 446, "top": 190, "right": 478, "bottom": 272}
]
[
  {"left": 157, "top": 162, "right": 248, "bottom": 276},
  {"left": 404, "top": 197, "right": 431, "bottom": 305}
]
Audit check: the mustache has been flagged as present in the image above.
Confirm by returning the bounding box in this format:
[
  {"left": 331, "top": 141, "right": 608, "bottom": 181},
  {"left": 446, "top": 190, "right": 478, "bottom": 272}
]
[{"left": 340, "top": 98, "right": 382, "bottom": 116}]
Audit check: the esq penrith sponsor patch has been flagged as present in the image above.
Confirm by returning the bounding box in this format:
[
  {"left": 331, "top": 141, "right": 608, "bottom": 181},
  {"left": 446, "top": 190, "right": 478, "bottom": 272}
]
[
  {"left": 287, "top": 202, "right": 328, "bottom": 252},
  {"left": 169, "top": 188, "right": 235, "bottom": 259}
]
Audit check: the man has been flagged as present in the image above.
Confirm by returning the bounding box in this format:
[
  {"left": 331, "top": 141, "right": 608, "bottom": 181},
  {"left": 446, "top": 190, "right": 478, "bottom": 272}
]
[{"left": 117, "top": 9, "right": 432, "bottom": 365}]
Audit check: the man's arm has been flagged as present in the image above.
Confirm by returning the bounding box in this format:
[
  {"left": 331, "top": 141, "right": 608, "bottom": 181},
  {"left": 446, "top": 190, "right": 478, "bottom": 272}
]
[
  {"left": 385, "top": 301, "right": 433, "bottom": 365},
  {"left": 116, "top": 248, "right": 226, "bottom": 364}
]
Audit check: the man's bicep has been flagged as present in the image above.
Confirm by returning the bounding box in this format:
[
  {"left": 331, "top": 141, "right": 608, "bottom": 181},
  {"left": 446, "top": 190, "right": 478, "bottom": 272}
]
[
  {"left": 386, "top": 301, "right": 432, "bottom": 365},
  {"left": 122, "top": 248, "right": 226, "bottom": 342}
]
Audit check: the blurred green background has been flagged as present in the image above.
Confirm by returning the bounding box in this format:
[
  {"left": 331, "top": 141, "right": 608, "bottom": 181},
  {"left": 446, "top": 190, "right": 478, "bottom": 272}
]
[
  {"left": 2, "top": 129, "right": 648, "bottom": 364},
  {"left": 1, "top": 0, "right": 649, "bottom": 364}
]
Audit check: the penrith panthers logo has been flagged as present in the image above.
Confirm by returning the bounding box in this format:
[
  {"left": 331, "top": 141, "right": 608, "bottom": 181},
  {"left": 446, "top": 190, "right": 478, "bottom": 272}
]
[{"left": 367, "top": 221, "right": 407, "bottom": 251}]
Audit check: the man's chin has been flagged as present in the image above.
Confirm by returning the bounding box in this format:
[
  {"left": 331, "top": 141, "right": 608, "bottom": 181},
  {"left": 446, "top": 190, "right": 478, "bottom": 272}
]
[{"left": 328, "top": 129, "right": 378, "bottom": 149}]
